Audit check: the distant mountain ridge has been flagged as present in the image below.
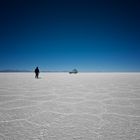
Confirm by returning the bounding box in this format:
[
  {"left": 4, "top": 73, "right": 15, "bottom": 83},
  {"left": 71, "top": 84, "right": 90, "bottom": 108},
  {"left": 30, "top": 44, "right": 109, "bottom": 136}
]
[
  {"left": 0, "top": 69, "right": 69, "bottom": 73},
  {"left": 0, "top": 69, "right": 31, "bottom": 72}
]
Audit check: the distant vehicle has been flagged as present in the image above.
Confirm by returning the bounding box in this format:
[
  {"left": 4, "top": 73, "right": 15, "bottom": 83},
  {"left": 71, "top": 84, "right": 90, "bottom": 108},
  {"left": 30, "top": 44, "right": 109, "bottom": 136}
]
[{"left": 69, "top": 69, "right": 78, "bottom": 74}]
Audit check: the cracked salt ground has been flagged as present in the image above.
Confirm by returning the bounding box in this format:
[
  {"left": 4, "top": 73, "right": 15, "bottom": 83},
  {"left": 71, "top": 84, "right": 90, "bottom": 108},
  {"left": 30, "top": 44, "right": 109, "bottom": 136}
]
[{"left": 0, "top": 73, "right": 140, "bottom": 140}]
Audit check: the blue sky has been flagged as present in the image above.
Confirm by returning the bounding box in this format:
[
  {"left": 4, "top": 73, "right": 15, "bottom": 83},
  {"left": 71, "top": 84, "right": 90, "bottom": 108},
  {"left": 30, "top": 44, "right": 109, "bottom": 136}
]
[{"left": 0, "top": 0, "right": 140, "bottom": 71}]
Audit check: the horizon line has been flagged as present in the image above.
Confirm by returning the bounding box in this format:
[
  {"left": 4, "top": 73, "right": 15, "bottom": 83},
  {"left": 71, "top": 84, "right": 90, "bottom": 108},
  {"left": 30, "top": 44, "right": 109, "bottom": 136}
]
[{"left": 0, "top": 69, "right": 140, "bottom": 73}]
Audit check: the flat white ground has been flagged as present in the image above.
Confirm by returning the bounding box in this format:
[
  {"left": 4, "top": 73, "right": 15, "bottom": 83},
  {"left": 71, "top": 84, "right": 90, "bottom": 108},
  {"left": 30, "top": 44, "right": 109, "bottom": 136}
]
[{"left": 0, "top": 73, "right": 140, "bottom": 140}]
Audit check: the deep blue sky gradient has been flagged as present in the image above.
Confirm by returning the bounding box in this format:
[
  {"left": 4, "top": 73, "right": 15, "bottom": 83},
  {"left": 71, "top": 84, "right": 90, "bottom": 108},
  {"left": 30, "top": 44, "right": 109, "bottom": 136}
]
[{"left": 0, "top": 0, "right": 140, "bottom": 71}]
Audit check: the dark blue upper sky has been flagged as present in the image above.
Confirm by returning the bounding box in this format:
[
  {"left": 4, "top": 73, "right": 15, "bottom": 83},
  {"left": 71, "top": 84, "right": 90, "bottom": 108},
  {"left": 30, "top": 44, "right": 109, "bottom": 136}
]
[{"left": 0, "top": 0, "right": 140, "bottom": 71}]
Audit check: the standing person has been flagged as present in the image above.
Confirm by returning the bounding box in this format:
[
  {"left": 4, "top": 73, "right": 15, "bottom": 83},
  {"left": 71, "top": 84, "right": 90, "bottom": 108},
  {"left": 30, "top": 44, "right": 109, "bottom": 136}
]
[{"left": 34, "top": 67, "right": 39, "bottom": 78}]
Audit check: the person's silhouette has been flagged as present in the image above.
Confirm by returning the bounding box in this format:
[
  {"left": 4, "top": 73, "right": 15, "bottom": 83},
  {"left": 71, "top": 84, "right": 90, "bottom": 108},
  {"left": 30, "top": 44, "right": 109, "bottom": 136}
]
[{"left": 34, "top": 67, "right": 39, "bottom": 78}]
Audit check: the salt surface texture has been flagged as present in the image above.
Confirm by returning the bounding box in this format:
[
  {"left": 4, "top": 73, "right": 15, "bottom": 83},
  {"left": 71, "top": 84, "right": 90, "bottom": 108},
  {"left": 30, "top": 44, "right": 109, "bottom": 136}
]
[{"left": 0, "top": 73, "right": 140, "bottom": 140}]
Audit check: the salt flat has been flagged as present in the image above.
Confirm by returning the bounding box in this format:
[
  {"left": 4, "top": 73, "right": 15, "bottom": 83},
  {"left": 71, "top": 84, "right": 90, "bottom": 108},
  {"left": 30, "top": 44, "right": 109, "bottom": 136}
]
[{"left": 0, "top": 72, "right": 140, "bottom": 140}]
